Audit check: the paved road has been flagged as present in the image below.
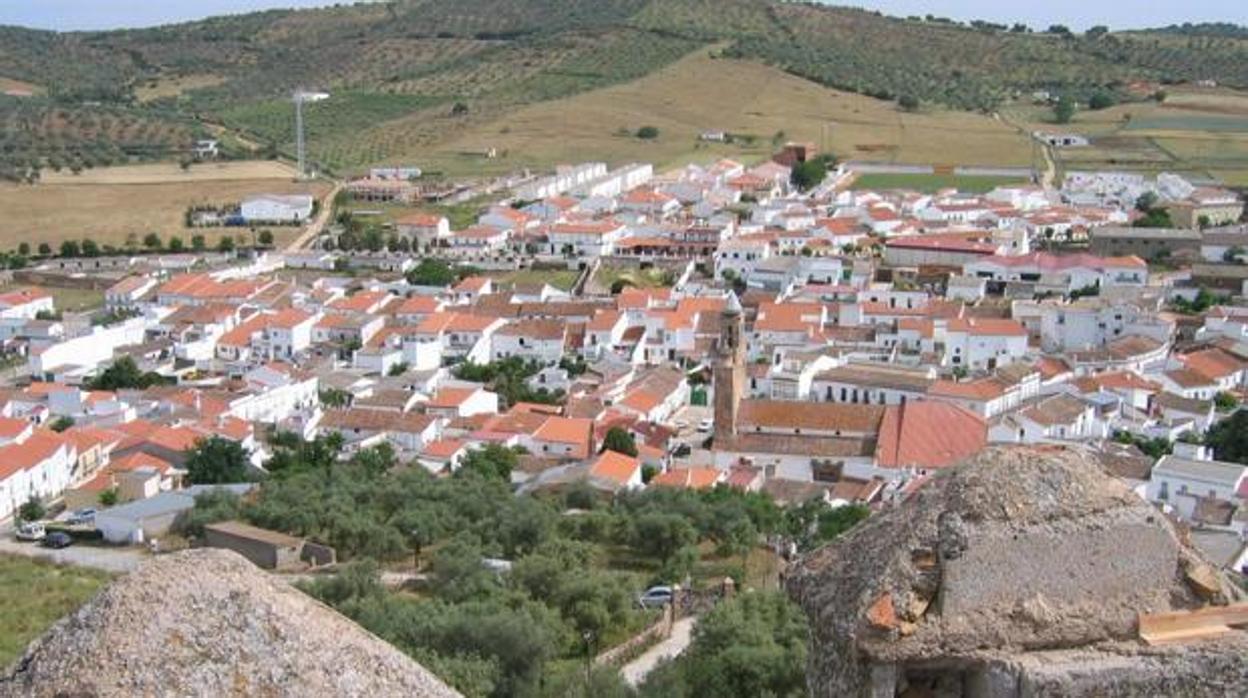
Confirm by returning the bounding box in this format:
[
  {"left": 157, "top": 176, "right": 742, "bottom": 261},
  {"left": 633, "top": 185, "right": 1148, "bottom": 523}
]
[
  {"left": 620, "top": 617, "right": 696, "bottom": 687},
  {"left": 284, "top": 183, "right": 341, "bottom": 253},
  {"left": 0, "top": 530, "right": 145, "bottom": 573}
]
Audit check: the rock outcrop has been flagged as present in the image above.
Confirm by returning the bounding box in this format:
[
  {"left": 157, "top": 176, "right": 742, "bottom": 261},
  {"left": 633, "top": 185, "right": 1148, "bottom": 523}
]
[
  {"left": 787, "top": 446, "right": 1248, "bottom": 698},
  {"left": 1, "top": 548, "right": 461, "bottom": 698}
]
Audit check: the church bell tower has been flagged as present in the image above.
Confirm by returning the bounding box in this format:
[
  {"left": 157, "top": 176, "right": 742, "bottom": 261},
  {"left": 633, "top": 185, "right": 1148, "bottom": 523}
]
[{"left": 713, "top": 293, "right": 745, "bottom": 442}]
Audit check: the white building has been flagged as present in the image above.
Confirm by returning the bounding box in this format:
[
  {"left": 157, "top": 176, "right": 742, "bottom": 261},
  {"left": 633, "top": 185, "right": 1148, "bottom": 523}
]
[{"left": 241, "top": 194, "right": 315, "bottom": 223}]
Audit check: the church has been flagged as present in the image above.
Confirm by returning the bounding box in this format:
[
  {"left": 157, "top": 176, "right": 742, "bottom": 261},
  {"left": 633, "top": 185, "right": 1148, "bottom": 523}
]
[{"left": 710, "top": 294, "right": 987, "bottom": 484}]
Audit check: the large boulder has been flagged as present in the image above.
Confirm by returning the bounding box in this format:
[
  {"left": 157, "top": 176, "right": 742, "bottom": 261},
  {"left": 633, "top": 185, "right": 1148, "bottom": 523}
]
[
  {"left": 2, "top": 548, "right": 460, "bottom": 698},
  {"left": 787, "top": 446, "right": 1248, "bottom": 697}
]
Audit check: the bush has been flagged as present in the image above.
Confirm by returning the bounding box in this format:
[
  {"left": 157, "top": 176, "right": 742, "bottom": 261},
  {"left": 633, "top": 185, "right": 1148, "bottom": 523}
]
[
  {"left": 19, "top": 496, "right": 45, "bottom": 522},
  {"left": 635, "top": 125, "right": 660, "bottom": 140}
]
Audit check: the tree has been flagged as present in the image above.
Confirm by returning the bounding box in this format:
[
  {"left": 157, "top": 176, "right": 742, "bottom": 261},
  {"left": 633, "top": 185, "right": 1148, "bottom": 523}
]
[
  {"left": 1088, "top": 90, "right": 1116, "bottom": 110},
  {"left": 897, "top": 94, "right": 920, "bottom": 111},
  {"left": 258, "top": 229, "right": 274, "bottom": 247},
  {"left": 631, "top": 512, "right": 697, "bottom": 570},
  {"left": 88, "top": 356, "right": 169, "bottom": 390},
  {"left": 458, "top": 444, "right": 519, "bottom": 481},
  {"left": 80, "top": 238, "right": 100, "bottom": 257},
  {"left": 387, "top": 361, "right": 409, "bottom": 376},
  {"left": 1208, "top": 409, "right": 1248, "bottom": 464},
  {"left": 191, "top": 234, "right": 206, "bottom": 251},
  {"left": 1053, "top": 94, "right": 1076, "bottom": 124},
  {"left": 790, "top": 158, "right": 828, "bottom": 192},
  {"left": 185, "top": 436, "right": 251, "bottom": 484},
  {"left": 143, "top": 232, "right": 162, "bottom": 250},
  {"left": 167, "top": 236, "right": 185, "bottom": 252},
  {"left": 218, "top": 235, "right": 235, "bottom": 253},
  {"left": 406, "top": 258, "right": 457, "bottom": 286},
  {"left": 1214, "top": 391, "right": 1239, "bottom": 413},
  {"left": 636, "top": 125, "right": 660, "bottom": 140},
  {"left": 19, "top": 496, "right": 45, "bottom": 522},
  {"left": 49, "top": 415, "right": 75, "bottom": 432},
  {"left": 99, "top": 488, "right": 119, "bottom": 507},
  {"left": 37, "top": 243, "right": 51, "bottom": 256},
  {"left": 642, "top": 591, "right": 808, "bottom": 698},
  {"left": 1086, "top": 25, "right": 1109, "bottom": 38},
  {"left": 17, "top": 242, "right": 29, "bottom": 256},
  {"left": 602, "top": 426, "right": 638, "bottom": 457},
  {"left": 59, "top": 239, "right": 80, "bottom": 257}
]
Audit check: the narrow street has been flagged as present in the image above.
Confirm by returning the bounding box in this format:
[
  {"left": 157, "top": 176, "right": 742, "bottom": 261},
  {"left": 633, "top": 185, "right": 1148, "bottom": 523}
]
[{"left": 620, "top": 617, "right": 696, "bottom": 687}]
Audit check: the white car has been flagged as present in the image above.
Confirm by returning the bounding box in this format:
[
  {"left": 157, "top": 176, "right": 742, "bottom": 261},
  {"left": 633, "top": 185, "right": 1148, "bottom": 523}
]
[
  {"left": 697, "top": 417, "right": 714, "bottom": 432},
  {"left": 15, "top": 522, "right": 46, "bottom": 542}
]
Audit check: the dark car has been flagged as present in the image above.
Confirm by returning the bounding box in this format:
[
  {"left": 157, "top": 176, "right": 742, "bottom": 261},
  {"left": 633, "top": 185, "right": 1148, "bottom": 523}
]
[{"left": 41, "top": 532, "right": 73, "bottom": 549}]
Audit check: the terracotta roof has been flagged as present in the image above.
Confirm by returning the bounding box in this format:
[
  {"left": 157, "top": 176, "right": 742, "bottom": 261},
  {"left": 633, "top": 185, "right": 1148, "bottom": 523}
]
[
  {"left": 0, "top": 430, "right": 70, "bottom": 480},
  {"left": 1182, "top": 348, "right": 1245, "bottom": 382},
  {"left": 875, "top": 402, "right": 986, "bottom": 469},
  {"left": 589, "top": 450, "right": 641, "bottom": 486},
  {"left": 422, "top": 438, "right": 465, "bottom": 459},
  {"left": 737, "top": 400, "right": 885, "bottom": 433},
  {"left": 321, "top": 409, "right": 437, "bottom": 434},
  {"left": 650, "top": 466, "right": 720, "bottom": 489},
  {"left": 1019, "top": 394, "right": 1090, "bottom": 426},
  {"left": 426, "top": 387, "right": 479, "bottom": 409},
  {"left": 946, "top": 317, "right": 1027, "bottom": 337}
]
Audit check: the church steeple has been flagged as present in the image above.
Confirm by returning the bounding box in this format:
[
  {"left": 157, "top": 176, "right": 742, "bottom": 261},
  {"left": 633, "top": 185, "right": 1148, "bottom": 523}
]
[{"left": 714, "top": 292, "right": 746, "bottom": 442}]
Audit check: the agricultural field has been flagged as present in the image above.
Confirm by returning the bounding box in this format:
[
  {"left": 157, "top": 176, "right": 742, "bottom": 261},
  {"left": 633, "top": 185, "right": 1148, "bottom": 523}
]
[
  {"left": 134, "top": 74, "right": 227, "bottom": 103},
  {"left": 0, "top": 555, "right": 112, "bottom": 667},
  {"left": 424, "top": 50, "right": 1035, "bottom": 177},
  {"left": 40, "top": 160, "right": 299, "bottom": 186},
  {"left": 851, "top": 173, "right": 1028, "bottom": 193},
  {"left": 0, "top": 177, "right": 331, "bottom": 248},
  {"left": 1000, "top": 87, "right": 1248, "bottom": 185}
]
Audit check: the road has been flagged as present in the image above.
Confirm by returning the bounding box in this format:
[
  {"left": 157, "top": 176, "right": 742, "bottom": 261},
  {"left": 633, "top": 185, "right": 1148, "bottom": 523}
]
[
  {"left": 620, "top": 617, "right": 696, "bottom": 687},
  {"left": 284, "top": 183, "right": 341, "bottom": 253},
  {"left": 0, "top": 524, "right": 144, "bottom": 574}
]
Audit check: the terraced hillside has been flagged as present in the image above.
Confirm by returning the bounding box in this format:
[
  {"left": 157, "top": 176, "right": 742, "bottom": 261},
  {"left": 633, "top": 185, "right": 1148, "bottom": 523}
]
[{"left": 0, "top": 0, "right": 1244, "bottom": 176}]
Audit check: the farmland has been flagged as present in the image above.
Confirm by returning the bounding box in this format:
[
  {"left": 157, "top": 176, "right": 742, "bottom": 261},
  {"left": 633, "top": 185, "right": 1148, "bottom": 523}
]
[
  {"left": 0, "top": 555, "right": 111, "bottom": 667},
  {"left": 425, "top": 50, "right": 1036, "bottom": 177},
  {"left": 0, "top": 0, "right": 1244, "bottom": 178},
  {"left": 39, "top": 160, "right": 299, "bottom": 186},
  {"left": 1000, "top": 86, "right": 1248, "bottom": 185},
  {"left": 0, "top": 175, "right": 330, "bottom": 248}
]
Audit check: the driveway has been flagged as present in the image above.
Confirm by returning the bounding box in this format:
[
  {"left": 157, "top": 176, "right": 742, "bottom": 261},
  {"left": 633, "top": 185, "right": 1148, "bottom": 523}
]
[
  {"left": 620, "top": 617, "right": 696, "bottom": 687},
  {"left": 0, "top": 522, "right": 145, "bottom": 574}
]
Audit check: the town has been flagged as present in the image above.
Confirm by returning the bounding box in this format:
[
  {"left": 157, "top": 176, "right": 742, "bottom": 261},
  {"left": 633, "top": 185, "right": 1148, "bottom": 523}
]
[{"left": 1, "top": 139, "right": 1246, "bottom": 691}]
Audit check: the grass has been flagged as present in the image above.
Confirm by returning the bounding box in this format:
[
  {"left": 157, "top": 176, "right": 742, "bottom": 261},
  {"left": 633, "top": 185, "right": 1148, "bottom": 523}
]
[
  {"left": 0, "top": 282, "right": 105, "bottom": 312},
  {"left": 0, "top": 555, "right": 112, "bottom": 667},
  {"left": 488, "top": 268, "right": 580, "bottom": 291},
  {"left": 851, "top": 172, "right": 1027, "bottom": 193},
  {"left": 593, "top": 264, "right": 675, "bottom": 292},
  {"left": 0, "top": 177, "right": 331, "bottom": 249},
  {"left": 425, "top": 49, "right": 1035, "bottom": 177}
]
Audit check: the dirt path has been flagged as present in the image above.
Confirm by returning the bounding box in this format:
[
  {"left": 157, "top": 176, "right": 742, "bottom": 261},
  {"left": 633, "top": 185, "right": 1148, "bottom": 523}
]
[
  {"left": 285, "top": 183, "right": 341, "bottom": 253},
  {"left": 620, "top": 617, "right": 696, "bottom": 686}
]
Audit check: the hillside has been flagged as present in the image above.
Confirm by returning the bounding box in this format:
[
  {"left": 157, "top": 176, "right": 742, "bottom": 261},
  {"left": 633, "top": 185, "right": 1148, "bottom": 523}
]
[{"left": 0, "top": 0, "right": 1244, "bottom": 177}]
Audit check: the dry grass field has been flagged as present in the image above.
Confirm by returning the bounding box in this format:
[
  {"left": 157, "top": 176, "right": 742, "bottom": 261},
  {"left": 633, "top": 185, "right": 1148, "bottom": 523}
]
[
  {"left": 39, "top": 161, "right": 300, "bottom": 186},
  {"left": 420, "top": 50, "right": 1034, "bottom": 176},
  {"left": 0, "top": 173, "right": 330, "bottom": 248}
]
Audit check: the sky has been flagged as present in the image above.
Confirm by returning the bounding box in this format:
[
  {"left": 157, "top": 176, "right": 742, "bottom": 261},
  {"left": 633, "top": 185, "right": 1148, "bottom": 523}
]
[
  {"left": 841, "top": 1, "right": 1245, "bottom": 31},
  {"left": 0, "top": 0, "right": 1243, "bottom": 32}
]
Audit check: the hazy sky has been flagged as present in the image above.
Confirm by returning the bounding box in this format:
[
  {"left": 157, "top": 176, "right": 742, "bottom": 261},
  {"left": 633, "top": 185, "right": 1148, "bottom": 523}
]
[{"left": 0, "top": 0, "right": 1243, "bottom": 32}]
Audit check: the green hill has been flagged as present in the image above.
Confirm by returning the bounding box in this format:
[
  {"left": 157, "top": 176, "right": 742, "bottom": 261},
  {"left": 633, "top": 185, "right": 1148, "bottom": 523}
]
[{"left": 0, "top": 0, "right": 1244, "bottom": 178}]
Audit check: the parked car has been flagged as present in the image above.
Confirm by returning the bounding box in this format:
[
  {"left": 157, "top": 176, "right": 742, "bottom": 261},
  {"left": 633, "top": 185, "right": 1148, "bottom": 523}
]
[
  {"left": 638, "top": 585, "right": 674, "bottom": 609},
  {"left": 15, "top": 522, "right": 46, "bottom": 542},
  {"left": 42, "top": 532, "right": 73, "bottom": 549},
  {"left": 66, "top": 508, "right": 97, "bottom": 526},
  {"left": 697, "top": 417, "right": 714, "bottom": 432}
]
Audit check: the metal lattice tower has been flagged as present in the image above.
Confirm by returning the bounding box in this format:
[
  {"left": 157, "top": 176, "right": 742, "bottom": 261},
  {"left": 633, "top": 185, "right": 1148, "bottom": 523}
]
[{"left": 292, "top": 90, "right": 328, "bottom": 179}]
